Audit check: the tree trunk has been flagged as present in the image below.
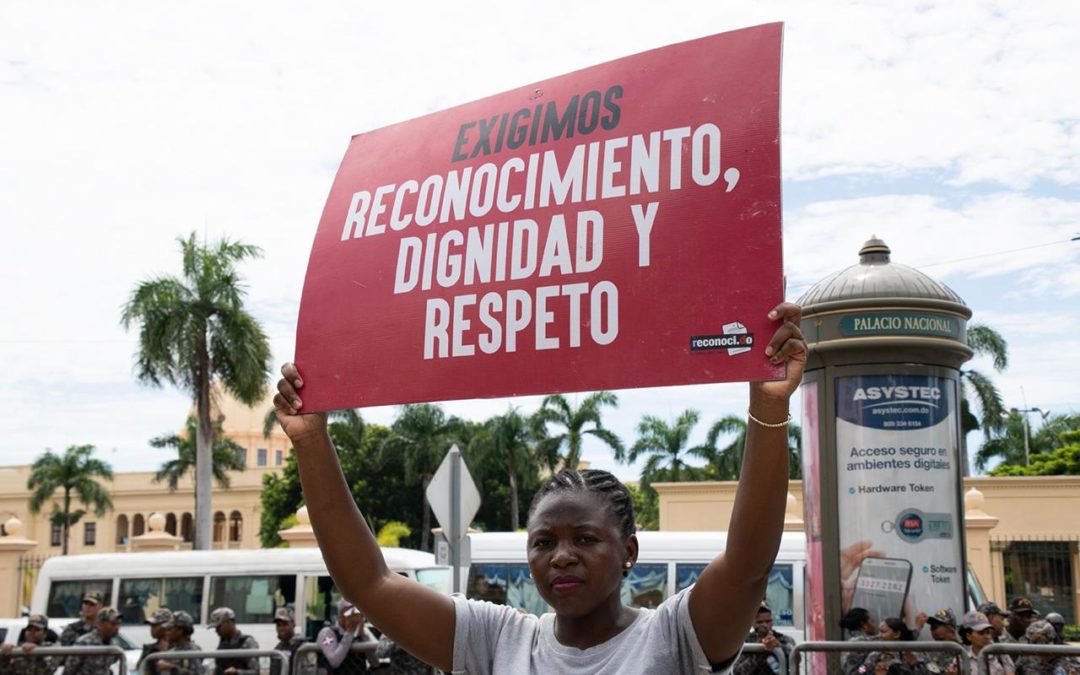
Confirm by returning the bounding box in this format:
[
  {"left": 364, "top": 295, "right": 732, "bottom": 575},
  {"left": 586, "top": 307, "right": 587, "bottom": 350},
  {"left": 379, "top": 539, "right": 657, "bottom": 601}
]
[
  {"left": 507, "top": 462, "right": 519, "bottom": 531},
  {"left": 194, "top": 347, "right": 214, "bottom": 550},
  {"left": 420, "top": 474, "right": 432, "bottom": 552},
  {"left": 62, "top": 487, "right": 71, "bottom": 556}
]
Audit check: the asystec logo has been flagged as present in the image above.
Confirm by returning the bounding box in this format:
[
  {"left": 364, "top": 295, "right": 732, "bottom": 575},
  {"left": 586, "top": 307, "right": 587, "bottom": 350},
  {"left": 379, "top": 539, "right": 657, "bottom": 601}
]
[{"left": 690, "top": 321, "right": 754, "bottom": 355}]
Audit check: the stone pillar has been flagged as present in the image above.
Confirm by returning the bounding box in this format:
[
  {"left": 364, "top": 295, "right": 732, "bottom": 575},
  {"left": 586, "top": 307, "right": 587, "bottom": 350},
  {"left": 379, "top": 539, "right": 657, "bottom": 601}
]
[
  {"left": 278, "top": 506, "right": 317, "bottom": 548},
  {"left": 783, "top": 491, "right": 804, "bottom": 532},
  {"left": 130, "top": 513, "right": 183, "bottom": 552},
  {"left": 0, "top": 517, "right": 38, "bottom": 616},
  {"left": 963, "top": 487, "right": 999, "bottom": 605}
]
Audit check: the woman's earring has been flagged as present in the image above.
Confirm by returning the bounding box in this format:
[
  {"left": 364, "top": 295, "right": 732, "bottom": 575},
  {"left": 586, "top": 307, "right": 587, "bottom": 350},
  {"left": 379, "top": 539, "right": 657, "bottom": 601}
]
[{"left": 623, "top": 561, "right": 632, "bottom": 577}]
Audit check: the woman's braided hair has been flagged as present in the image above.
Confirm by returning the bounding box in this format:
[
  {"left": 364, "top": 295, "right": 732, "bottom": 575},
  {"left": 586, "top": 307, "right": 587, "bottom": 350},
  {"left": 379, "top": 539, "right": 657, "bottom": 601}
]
[{"left": 527, "top": 468, "right": 636, "bottom": 539}]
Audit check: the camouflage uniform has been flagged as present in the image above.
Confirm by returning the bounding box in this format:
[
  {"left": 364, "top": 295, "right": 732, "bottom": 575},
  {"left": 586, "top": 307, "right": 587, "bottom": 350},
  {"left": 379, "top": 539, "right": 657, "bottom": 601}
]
[
  {"left": 271, "top": 635, "right": 308, "bottom": 675},
  {"left": 856, "top": 650, "right": 933, "bottom": 674},
  {"left": 214, "top": 632, "right": 259, "bottom": 675},
  {"left": 732, "top": 629, "right": 795, "bottom": 675},
  {"left": 138, "top": 608, "right": 175, "bottom": 673},
  {"left": 59, "top": 619, "right": 96, "bottom": 647},
  {"left": 63, "top": 630, "right": 125, "bottom": 675},
  {"left": 162, "top": 640, "right": 208, "bottom": 675},
  {"left": 0, "top": 642, "right": 58, "bottom": 675},
  {"left": 841, "top": 634, "right": 877, "bottom": 675},
  {"left": 1014, "top": 621, "right": 1080, "bottom": 675}
]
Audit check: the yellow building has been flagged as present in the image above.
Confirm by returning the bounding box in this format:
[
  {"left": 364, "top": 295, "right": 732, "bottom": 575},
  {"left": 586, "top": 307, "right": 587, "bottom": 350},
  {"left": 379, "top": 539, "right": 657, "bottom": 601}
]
[
  {"left": 655, "top": 477, "right": 1080, "bottom": 625},
  {"left": 0, "top": 393, "right": 291, "bottom": 614}
]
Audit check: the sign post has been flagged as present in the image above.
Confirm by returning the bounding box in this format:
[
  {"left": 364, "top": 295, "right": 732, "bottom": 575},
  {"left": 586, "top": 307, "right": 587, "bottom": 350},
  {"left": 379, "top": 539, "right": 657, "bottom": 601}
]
[{"left": 425, "top": 445, "right": 481, "bottom": 593}]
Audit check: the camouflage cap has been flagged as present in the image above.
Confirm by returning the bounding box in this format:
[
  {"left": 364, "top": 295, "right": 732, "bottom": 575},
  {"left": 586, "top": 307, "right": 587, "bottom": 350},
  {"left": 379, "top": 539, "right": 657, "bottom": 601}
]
[
  {"left": 961, "top": 611, "right": 992, "bottom": 632},
  {"left": 98, "top": 607, "right": 123, "bottom": 623},
  {"left": 1045, "top": 612, "right": 1065, "bottom": 626},
  {"left": 208, "top": 607, "right": 236, "bottom": 628},
  {"left": 27, "top": 614, "right": 48, "bottom": 629},
  {"left": 146, "top": 608, "right": 173, "bottom": 625},
  {"left": 927, "top": 608, "right": 957, "bottom": 627},
  {"left": 273, "top": 607, "right": 295, "bottom": 624},
  {"left": 1025, "top": 620, "right": 1057, "bottom": 644},
  {"left": 164, "top": 611, "right": 194, "bottom": 630},
  {"left": 1008, "top": 597, "right": 1040, "bottom": 616},
  {"left": 82, "top": 590, "right": 104, "bottom": 605},
  {"left": 977, "top": 602, "right": 1007, "bottom": 618}
]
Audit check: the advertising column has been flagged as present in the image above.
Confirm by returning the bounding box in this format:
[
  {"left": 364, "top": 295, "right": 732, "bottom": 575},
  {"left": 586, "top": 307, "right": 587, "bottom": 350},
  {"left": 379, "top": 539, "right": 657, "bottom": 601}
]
[{"left": 835, "top": 374, "right": 964, "bottom": 630}]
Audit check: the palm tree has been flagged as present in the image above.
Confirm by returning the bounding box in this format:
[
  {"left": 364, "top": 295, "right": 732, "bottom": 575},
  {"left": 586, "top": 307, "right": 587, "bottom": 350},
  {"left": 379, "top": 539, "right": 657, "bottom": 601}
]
[
  {"left": 699, "top": 415, "right": 803, "bottom": 480},
  {"left": 121, "top": 232, "right": 272, "bottom": 550},
  {"left": 625, "top": 410, "right": 706, "bottom": 485},
  {"left": 470, "top": 408, "right": 537, "bottom": 530},
  {"left": 152, "top": 416, "right": 246, "bottom": 500},
  {"left": 961, "top": 324, "right": 1009, "bottom": 440},
  {"left": 27, "top": 446, "right": 114, "bottom": 555},
  {"left": 381, "top": 404, "right": 467, "bottom": 552},
  {"left": 975, "top": 412, "right": 1080, "bottom": 473},
  {"left": 533, "top": 392, "right": 624, "bottom": 471}
]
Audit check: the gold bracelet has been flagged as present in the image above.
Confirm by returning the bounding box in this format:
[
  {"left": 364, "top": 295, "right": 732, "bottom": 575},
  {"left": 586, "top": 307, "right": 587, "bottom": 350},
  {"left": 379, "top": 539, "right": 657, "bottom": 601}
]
[{"left": 747, "top": 409, "right": 792, "bottom": 428}]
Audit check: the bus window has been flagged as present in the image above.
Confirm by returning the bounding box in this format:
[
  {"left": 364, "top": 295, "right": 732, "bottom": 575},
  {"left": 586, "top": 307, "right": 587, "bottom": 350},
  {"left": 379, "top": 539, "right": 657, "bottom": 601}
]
[
  {"left": 118, "top": 577, "right": 202, "bottom": 623},
  {"left": 47, "top": 580, "right": 113, "bottom": 618},
  {"left": 622, "top": 563, "right": 667, "bottom": 609},
  {"left": 303, "top": 576, "right": 342, "bottom": 640},
  {"left": 209, "top": 575, "right": 294, "bottom": 624},
  {"left": 415, "top": 568, "right": 451, "bottom": 594},
  {"left": 467, "top": 564, "right": 547, "bottom": 616},
  {"left": 676, "top": 563, "right": 796, "bottom": 627}
]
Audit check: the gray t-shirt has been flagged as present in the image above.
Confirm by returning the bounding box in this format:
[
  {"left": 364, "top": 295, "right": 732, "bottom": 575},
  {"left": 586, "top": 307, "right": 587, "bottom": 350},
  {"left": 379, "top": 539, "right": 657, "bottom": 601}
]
[{"left": 450, "top": 586, "right": 737, "bottom": 674}]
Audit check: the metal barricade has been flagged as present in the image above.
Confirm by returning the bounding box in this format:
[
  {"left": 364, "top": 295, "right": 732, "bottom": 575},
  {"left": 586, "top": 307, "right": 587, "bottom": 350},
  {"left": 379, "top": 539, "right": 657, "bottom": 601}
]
[
  {"left": 790, "top": 640, "right": 971, "bottom": 675},
  {"left": 143, "top": 649, "right": 289, "bottom": 675},
  {"left": 978, "top": 642, "right": 1080, "bottom": 671},
  {"left": 734, "top": 642, "right": 789, "bottom": 675},
  {"left": 2, "top": 645, "right": 128, "bottom": 675},
  {"left": 291, "top": 641, "right": 438, "bottom": 675}
]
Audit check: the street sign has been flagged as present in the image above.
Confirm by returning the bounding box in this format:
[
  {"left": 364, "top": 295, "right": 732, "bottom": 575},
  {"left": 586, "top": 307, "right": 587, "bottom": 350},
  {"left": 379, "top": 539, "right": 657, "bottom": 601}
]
[{"left": 425, "top": 445, "right": 481, "bottom": 592}]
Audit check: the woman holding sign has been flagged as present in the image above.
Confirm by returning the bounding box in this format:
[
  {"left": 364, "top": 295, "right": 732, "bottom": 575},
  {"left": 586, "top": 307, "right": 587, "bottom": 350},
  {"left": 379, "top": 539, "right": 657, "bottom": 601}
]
[{"left": 273, "top": 302, "right": 806, "bottom": 674}]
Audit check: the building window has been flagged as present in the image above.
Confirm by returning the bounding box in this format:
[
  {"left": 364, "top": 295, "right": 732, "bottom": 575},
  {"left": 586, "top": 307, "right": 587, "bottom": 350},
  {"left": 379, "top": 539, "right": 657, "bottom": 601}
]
[
  {"left": 84, "top": 522, "right": 96, "bottom": 546},
  {"left": 132, "top": 514, "right": 146, "bottom": 537},
  {"left": 257, "top": 448, "right": 267, "bottom": 467},
  {"left": 165, "top": 513, "right": 177, "bottom": 535},
  {"left": 229, "top": 511, "right": 243, "bottom": 543},
  {"left": 180, "top": 513, "right": 193, "bottom": 543},
  {"left": 234, "top": 448, "right": 247, "bottom": 468},
  {"left": 50, "top": 522, "right": 62, "bottom": 547},
  {"left": 116, "top": 515, "right": 129, "bottom": 546},
  {"left": 1003, "top": 541, "right": 1076, "bottom": 624},
  {"left": 213, "top": 512, "right": 226, "bottom": 543},
  {"left": 275, "top": 449, "right": 283, "bottom": 466}
]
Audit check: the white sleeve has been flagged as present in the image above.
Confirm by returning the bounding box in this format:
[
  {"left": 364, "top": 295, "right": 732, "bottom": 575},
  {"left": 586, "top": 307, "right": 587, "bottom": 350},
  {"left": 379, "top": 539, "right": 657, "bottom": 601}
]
[
  {"left": 449, "top": 594, "right": 528, "bottom": 675},
  {"left": 671, "top": 586, "right": 742, "bottom": 674}
]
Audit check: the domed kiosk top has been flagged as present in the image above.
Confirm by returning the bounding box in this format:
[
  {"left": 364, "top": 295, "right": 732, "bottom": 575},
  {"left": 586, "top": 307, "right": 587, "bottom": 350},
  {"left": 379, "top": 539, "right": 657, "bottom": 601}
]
[{"left": 798, "top": 237, "right": 969, "bottom": 315}]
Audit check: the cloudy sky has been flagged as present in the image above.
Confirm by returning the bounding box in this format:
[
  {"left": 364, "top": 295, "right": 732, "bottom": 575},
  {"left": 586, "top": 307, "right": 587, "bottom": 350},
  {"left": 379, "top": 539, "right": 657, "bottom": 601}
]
[{"left": 2, "top": 1, "right": 1077, "bottom": 483}]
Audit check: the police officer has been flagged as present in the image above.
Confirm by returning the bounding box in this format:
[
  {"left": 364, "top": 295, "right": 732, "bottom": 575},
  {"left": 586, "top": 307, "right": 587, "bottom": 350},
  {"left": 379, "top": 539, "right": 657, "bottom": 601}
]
[
  {"left": 1045, "top": 613, "right": 1067, "bottom": 646},
  {"left": 316, "top": 600, "right": 378, "bottom": 675},
  {"left": 978, "top": 603, "right": 1010, "bottom": 642},
  {"left": 1014, "top": 620, "right": 1080, "bottom": 675},
  {"left": 60, "top": 591, "right": 104, "bottom": 646},
  {"left": 270, "top": 608, "right": 307, "bottom": 675},
  {"left": 1003, "top": 597, "right": 1040, "bottom": 643},
  {"left": 63, "top": 607, "right": 124, "bottom": 675},
  {"left": 138, "top": 608, "right": 173, "bottom": 671},
  {"left": 208, "top": 608, "right": 258, "bottom": 675},
  {"left": 924, "top": 608, "right": 963, "bottom": 674},
  {"left": 153, "top": 611, "right": 205, "bottom": 675},
  {"left": 733, "top": 601, "right": 796, "bottom": 675},
  {"left": 0, "top": 615, "right": 57, "bottom": 675}
]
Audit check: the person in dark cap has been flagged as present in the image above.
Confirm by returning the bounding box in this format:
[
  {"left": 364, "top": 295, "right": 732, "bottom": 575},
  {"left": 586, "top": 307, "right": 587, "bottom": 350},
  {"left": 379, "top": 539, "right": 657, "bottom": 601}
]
[
  {"left": 63, "top": 607, "right": 124, "bottom": 675},
  {"left": 733, "top": 601, "right": 795, "bottom": 675},
  {"left": 0, "top": 615, "right": 57, "bottom": 675},
  {"left": 1014, "top": 620, "right": 1079, "bottom": 674},
  {"left": 59, "top": 591, "right": 104, "bottom": 646},
  {"left": 1044, "top": 613, "right": 1066, "bottom": 646},
  {"left": 208, "top": 608, "right": 258, "bottom": 675},
  {"left": 1003, "top": 597, "right": 1040, "bottom": 644},
  {"left": 924, "top": 608, "right": 963, "bottom": 674},
  {"left": 138, "top": 608, "right": 174, "bottom": 671},
  {"left": 155, "top": 611, "right": 205, "bottom": 675},
  {"left": 959, "top": 611, "right": 1014, "bottom": 675},
  {"left": 978, "top": 603, "right": 1010, "bottom": 643},
  {"left": 270, "top": 608, "right": 307, "bottom": 675}
]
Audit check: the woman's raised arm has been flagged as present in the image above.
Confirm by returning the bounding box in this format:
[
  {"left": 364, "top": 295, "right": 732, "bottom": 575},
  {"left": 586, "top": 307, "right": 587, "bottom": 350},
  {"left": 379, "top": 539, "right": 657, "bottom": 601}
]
[
  {"left": 687, "top": 303, "right": 807, "bottom": 665},
  {"left": 274, "top": 364, "right": 455, "bottom": 671}
]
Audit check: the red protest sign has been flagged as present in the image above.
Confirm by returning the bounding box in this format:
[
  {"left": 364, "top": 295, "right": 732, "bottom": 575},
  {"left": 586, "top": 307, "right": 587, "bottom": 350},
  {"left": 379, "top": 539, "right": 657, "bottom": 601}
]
[{"left": 297, "top": 23, "right": 784, "bottom": 411}]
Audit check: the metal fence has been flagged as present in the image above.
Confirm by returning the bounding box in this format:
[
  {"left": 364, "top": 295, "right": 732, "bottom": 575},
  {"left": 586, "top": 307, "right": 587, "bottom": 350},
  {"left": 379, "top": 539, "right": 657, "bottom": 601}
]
[
  {"left": 978, "top": 643, "right": 1080, "bottom": 671},
  {"left": 790, "top": 640, "right": 971, "bottom": 675},
  {"left": 142, "top": 648, "right": 289, "bottom": 675},
  {"left": 1, "top": 645, "right": 127, "bottom": 675}
]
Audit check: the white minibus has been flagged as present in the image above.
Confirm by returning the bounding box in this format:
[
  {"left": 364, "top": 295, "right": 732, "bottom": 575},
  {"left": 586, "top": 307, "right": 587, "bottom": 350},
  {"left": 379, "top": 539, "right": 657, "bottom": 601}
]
[
  {"left": 31, "top": 547, "right": 451, "bottom": 648},
  {"left": 464, "top": 531, "right": 807, "bottom": 643}
]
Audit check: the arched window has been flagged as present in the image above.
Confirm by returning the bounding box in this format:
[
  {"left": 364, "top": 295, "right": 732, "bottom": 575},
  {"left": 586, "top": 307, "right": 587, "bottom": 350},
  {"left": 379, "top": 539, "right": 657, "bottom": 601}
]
[
  {"left": 228, "top": 511, "right": 243, "bottom": 544},
  {"left": 132, "top": 514, "right": 146, "bottom": 537},
  {"left": 180, "top": 513, "right": 193, "bottom": 543},
  {"left": 165, "top": 513, "right": 177, "bottom": 536},
  {"left": 213, "top": 512, "right": 226, "bottom": 543},
  {"left": 115, "top": 515, "right": 129, "bottom": 546}
]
